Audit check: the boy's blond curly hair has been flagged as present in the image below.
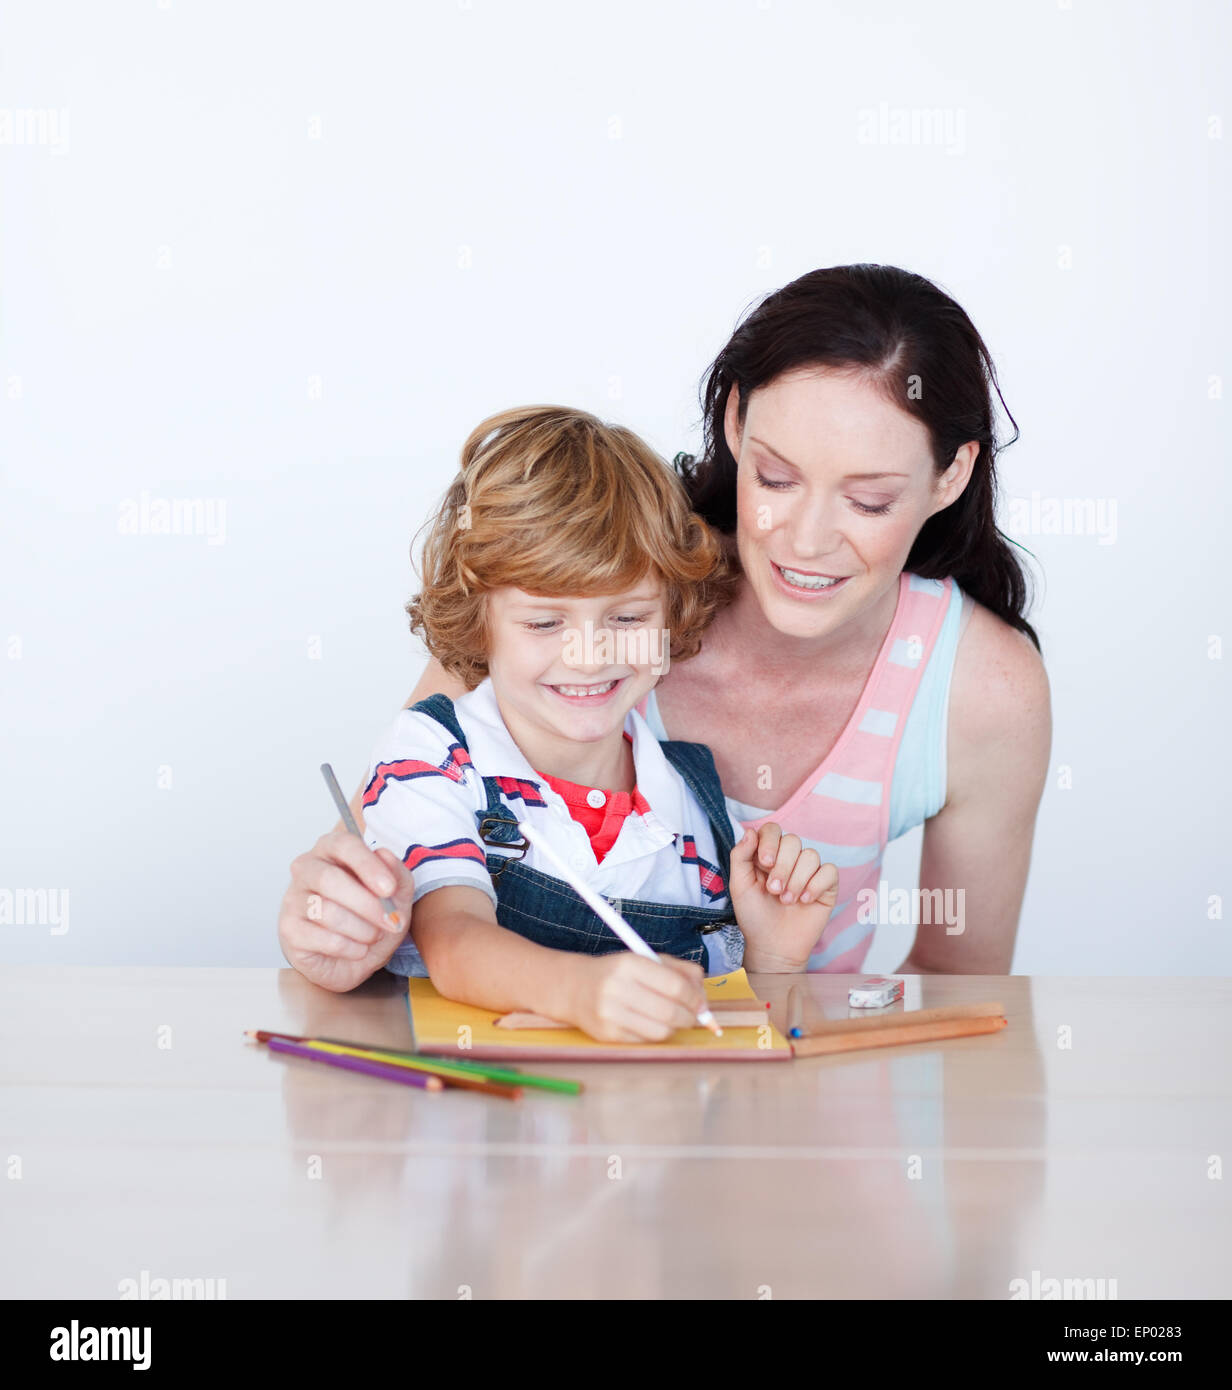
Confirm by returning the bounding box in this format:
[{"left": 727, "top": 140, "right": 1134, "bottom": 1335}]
[{"left": 407, "top": 405, "right": 736, "bottom": 689}]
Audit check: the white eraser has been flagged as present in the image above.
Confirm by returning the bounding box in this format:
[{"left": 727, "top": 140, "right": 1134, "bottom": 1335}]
[{"left": 848, "top": 976, "right": 905, "bottom": 1009}]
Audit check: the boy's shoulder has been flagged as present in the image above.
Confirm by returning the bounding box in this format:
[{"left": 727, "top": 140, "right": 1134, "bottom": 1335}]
[
  {"left": 383, "top": 677, "right": 496, "bottom": 747},
  {"left": 362, "top": 699, "right": 481, "bottom": 807},
  {"left": 368, "top": 678, "right": 537, "bottom": 793},
  {"left": 376, "top": 698, "right": 469, "bottom": 754}
]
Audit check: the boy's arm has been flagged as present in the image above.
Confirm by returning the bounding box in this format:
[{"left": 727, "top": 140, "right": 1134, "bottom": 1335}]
[
  {"left": 414, "top": 886, "right": 709, "bottom": 1041},
  {"left": 411, "top": 885, "right": 585, "bottom": 1018},
  {"left": 358, "top": 704, "right": 590, "bottom": 1013},
  {"left": 359, "top": 703, "right": 502, "bottom": 976}
]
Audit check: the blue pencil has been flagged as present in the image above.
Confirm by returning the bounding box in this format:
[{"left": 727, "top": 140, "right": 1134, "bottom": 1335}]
[{"left": 788, "top": 986, "right": 804, "bottom": 1039}]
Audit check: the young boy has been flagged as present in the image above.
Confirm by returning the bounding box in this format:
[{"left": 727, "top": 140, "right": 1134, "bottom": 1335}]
[{"left": 353, "top": 406, "right": 837, "bottom": 1041}]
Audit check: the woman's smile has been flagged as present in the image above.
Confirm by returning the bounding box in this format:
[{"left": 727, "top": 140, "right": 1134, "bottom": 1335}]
[{"left": 770, "top": 561, "right": 852, "bottom": 598}]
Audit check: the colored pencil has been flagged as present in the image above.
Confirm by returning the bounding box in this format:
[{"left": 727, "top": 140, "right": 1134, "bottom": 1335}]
[
  {"left": 320, "top": 762, "right": 401, "bottom": 929},
  {"left": 306, "top": 1041, "right": 521, "bottom": 1098},
  {"left": 806, "top": 1000, "right": 1005, "bottom": 1036},
  {"left": 267, "top": 1035, "right": 442, "bottom": 1088},
  {"left": 245, "top": 1030, "right": 582, "bottom": 1095},
  {"left": 517, "top": 819, "right": 724, "bottom": 1038},
  {"left": 787, "top": 986, "right": 804, "bottom": 1039},
  {"left": 790, "top": 1014, "right": 1007, "bottom": 1058},
  {"left": 327, "top": 1041, "right": 583, "bottom": 1094},
  {"left": 247, "top": 1029, "right": 519, "bottom": 1095}
]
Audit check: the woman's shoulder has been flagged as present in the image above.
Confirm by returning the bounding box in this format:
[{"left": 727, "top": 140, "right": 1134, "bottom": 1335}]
[{"left": 947, "top": 594, "right": 1051, "bottom": 775}]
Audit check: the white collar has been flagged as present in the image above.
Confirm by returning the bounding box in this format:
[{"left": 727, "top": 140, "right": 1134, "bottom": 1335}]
[{"left": 452, "top": 677, "right": 690, "bottom": 838}]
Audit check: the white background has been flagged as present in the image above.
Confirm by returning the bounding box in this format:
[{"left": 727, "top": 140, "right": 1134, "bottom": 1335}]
[{"left": 2, "top": 0, "right": 1228, "bottom": 972}]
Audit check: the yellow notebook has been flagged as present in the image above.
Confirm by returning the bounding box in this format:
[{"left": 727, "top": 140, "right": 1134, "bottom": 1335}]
[{"left": 407, "top": 968, "right": 791, "bottom": 1062}]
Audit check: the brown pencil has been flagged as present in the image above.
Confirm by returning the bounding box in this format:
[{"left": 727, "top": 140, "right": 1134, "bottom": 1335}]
[{"left": 791, "top": 1014, "right": 1007, "bottom": 1057}]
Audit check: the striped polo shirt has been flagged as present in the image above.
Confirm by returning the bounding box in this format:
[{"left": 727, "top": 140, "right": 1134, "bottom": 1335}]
[{"left": 362, "top": 676, "right": 748, "bottom": 978}]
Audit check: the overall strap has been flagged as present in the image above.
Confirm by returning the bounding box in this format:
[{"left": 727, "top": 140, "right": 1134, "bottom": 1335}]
[
  {"left": 409, "top": 692, "right": 467, "bottom": 744},
  {"left": 408, "top": 693, "right": 525, "bottom": 848},
  {"left": 659, "top": 739, "right": 737, "bottom": 866}
]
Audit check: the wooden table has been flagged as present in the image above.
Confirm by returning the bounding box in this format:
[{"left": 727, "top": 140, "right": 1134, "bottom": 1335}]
[{"left": 2, "top": 968, "right": 1228, "bottom": 1299}]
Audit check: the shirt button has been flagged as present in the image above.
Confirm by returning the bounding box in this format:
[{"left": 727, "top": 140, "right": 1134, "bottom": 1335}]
[{"left": 586, "top": 789, "right": 606, "bottom": 809}]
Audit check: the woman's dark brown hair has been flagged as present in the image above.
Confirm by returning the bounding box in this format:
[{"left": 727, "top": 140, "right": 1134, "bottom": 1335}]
[{"left": 676, "top": 263, "right": 1040, "bottom": 649}]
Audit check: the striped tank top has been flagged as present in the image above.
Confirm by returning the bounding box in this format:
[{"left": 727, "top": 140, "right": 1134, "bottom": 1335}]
[{"left": 639, "top": 572, "right": 968, "bottom": 972}]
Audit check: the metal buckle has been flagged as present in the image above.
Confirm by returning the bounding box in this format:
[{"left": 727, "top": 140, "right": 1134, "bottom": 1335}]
[
  {"left": 478, "top": 816, "right": 529, "bottom": 878},
  {"left": 698, "top": 918, "right": 737, "bottom": 935}
]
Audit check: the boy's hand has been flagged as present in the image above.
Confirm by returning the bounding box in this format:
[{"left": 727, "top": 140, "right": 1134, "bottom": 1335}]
[
  {"left": 559, "top": 952, "right": 706, "bottom": 1042},
  {"left": 728, "top": 824, "right": 839, "bottom": 972},
  {"left": 278, "top": 835, "right": 415, "bottom": 992}
]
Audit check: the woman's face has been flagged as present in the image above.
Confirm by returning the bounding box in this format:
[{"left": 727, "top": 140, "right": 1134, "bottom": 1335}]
[{"left": 726, "top": 366, "right": 975, "bottom": 642}]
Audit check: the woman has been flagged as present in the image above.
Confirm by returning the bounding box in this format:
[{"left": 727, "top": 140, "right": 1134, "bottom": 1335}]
[{"left": 279, "top": 264, "right": 1050, "bottom": 981}]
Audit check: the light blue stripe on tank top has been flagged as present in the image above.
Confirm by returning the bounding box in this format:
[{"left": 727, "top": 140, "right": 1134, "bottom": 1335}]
[
  {"left": 859, "top": 707, "right": 897, "bottom": 737},
  {"left": 909, "top": 573, "right": 947, "bottom": 597},
  {"left": 813, "top": 770, "right": 882, "bottom": 807},
  {"left": 642, "top": 578, "right": 967, "bottom": 845},
  {"left": 889, "top": 576, "right": 964, "bottom": 839}
]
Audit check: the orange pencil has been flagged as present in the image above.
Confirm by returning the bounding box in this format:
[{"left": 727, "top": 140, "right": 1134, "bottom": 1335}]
[
  {"left": 791, "top": 1014, "right": 1007, "bottom": 1058},
  {"left": 805, "top": 1000, "right": 1005, "bottom": 1036}
]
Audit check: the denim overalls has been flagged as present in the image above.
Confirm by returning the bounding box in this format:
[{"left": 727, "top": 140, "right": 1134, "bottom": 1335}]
[{"left": 412, "top": 693, "right": 739, "bottom": 967}]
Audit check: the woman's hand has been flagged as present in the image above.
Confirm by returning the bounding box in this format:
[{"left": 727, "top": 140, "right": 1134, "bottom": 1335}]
[
  {"left": 728, "top": 824, "right": 839, "bottom": 972},
  {"left": 557, "top": 952, "right": 707, "bottom": 1042},
  {"left": 278, "top": 830, "right": 416, "bottom": 992}
]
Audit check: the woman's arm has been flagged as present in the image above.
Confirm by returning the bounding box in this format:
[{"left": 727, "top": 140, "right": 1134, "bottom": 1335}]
[
  {"left": 897, "top": 603, "right": 1051, "bottom": 974},
  {"left": 277, "top": 657, "right": 472, "bottom": 990}
]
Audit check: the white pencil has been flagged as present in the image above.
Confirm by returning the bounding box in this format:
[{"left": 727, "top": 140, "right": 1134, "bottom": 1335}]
[{"left": 517, "top": 820, "right": 723, "bottom": 1037}]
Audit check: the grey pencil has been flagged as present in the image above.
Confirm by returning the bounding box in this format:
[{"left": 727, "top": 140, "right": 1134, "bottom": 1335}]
[{"left": 319, "top": 762, "right": 401, "bottom": 929}]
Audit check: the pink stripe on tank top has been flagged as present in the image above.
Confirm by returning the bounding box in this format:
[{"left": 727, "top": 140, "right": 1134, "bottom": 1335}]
[{"left": 639, "top": 572, "right": 954, "bottom": 972}]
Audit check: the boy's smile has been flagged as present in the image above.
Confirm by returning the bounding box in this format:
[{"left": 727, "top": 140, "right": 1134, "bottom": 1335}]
[{"left": 543, "top": 676, "right": 625, "bottom": 705}]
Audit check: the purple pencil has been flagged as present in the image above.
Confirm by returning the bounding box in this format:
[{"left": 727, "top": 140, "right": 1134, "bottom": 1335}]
[{"left": 268, "top": 1036, "right": 443, "bottom": 1090}]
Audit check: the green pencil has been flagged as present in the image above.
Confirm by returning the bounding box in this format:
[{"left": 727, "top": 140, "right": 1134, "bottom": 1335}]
[
  {"left": 247, "top": 1031, "right": 583, "bottom": 1094},
  {"left": 313, "top": 1040, "right": 582, "bottom": 1095}
]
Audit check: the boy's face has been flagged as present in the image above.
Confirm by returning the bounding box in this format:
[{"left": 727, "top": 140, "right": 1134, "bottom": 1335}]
[{"left": 485, "top": 581, "right": 670, "bottom": 750}]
